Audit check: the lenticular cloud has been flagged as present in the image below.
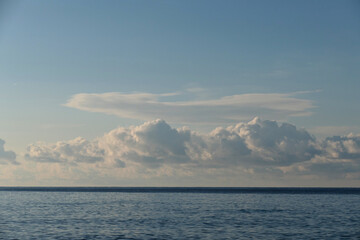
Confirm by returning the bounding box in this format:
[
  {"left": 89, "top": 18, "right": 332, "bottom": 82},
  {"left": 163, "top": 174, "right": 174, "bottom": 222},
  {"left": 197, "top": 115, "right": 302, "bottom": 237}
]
[
  {"left": 64, "top": 91, "right": 315, "bottom": 125},
  {"left": 24, "top": 117, "right": 360, "bottom": 178}
]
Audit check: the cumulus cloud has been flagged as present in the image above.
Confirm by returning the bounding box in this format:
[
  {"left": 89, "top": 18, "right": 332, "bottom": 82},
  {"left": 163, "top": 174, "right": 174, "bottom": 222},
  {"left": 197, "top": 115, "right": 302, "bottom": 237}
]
[
  {"left": 24, "top": 118, "right": 360, "bottom": 180},
  {"left": 25, "top": 137, "right": 105, "bottom": 164},
  {"left": 64, "top": 91, "right": 315, "bottom": 125},
  {"left": 308, "top": 135, "right": 360, "bottom": 178},
  {"left": 27, "top": 117, "right": 356, "bottom": 178},
  {"left": 278, "top": 134, "right": 360, "bottom": 178},
  {"left": 203, "top": 117, "right": 319, "bottom": 167},
  {"left": 0, "top": 139, "right": 17, "bottom": 164},
  {"left": 100, "top": 119, "right": 192, "bottom": 169},
  {"left": 322, "top": 135, "right": 360, "bottom": 160}
]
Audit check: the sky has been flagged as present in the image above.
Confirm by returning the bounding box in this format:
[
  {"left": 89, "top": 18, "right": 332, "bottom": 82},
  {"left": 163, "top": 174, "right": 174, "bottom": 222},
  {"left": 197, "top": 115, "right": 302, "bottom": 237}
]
[{"left": 0, "top": 0, "right": 359, "bottom": 186}]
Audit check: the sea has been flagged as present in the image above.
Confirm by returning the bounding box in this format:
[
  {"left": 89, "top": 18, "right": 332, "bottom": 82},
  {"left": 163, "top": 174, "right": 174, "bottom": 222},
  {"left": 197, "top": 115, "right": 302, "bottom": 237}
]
[{"left": 0, "top": 187, "right": 359, "bottom": 239}]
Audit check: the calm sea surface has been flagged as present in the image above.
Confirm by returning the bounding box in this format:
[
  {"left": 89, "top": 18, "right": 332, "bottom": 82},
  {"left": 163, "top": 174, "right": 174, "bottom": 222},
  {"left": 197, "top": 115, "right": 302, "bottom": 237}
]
[{"left": 0, "top": 188, "right": 359, "bottom": 239}]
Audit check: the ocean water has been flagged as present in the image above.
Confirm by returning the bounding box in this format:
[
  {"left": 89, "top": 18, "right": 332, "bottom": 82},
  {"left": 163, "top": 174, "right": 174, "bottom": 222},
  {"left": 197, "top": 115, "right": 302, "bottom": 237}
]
[{"left": 0, "top": 188, "right": 359, "bottom": 239}]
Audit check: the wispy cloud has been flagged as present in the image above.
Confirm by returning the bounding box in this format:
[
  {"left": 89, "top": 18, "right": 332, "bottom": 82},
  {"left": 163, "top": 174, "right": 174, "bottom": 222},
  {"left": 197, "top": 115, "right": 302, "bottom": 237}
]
[{"left": 64, "top": 91, "right": 316, "bottom": 125}]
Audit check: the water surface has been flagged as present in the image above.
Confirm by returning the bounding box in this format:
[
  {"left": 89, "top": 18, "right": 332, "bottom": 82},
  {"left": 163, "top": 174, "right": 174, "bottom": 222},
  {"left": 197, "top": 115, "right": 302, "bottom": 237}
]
[{"left": 0, "top": 188, "right": 359, "bottom": 239}]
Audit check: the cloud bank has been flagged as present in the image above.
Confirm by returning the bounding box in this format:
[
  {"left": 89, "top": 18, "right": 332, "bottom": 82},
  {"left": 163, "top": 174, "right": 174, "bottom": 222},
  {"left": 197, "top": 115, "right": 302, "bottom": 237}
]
[
  {"left": 25, "top": 137, "right": 105, "bottom": 164},
  {"left": 0, "top": 139, "right": 17, "bottom": 164},
  {"left": 24, "top": 118, "right": 360, "bottom": 180},
  {"left": 64, "top": 91, "right": 315, "bottom": 124}
]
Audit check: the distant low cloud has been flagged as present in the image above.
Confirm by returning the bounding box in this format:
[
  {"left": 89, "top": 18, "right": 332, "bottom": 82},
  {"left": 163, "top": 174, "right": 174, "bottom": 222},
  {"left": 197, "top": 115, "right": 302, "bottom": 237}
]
[
  {"left": 0, "top": 139, "right": 17, "bottom": 165},
  {"left": 25, "top": 137, "right": 105, "bottom": 164},
  {"left": 64, "top": 91, "right": 315, "bottom": 125},
  {"left": 25, "top": 118, "right": 359, "bottom": 180},
  {"left": 202, "top": 117, "right": 319, "bottom": 168},
  {"left": 101, "top": 119, "right": 192, "bottom": 169},
  {"left": 322, "top": 135, "right": 360, "bottom": 160},
  {"left": 306, "top": 135, "right": 360, "bottom": 178}
]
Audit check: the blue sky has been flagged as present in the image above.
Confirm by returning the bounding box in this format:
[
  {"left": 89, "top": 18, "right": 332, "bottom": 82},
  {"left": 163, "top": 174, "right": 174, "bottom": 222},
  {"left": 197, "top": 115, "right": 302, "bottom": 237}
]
[{"left": 0, "top": 0, "right": 359, "bottom": 186}]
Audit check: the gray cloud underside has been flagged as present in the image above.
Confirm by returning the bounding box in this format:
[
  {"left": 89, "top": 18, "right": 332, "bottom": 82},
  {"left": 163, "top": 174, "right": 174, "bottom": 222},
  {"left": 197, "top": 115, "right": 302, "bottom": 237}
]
[
  {"left": 0, "top": 139, "right": 17, "bottom": 165},
  {"left": 25, "top": 118, "right": 360, "bottom": 179},
  {"left": 64, "top": 92, "right": 315, "bottom": 124}
]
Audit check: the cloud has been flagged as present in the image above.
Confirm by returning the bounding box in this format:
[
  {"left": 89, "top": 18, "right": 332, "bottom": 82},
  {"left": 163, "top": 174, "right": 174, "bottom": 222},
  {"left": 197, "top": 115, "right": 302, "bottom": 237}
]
[
  {"left": 322, "top": 135, "right": 360, "bottom": 160},
  {"left": 278, "top": 134, "right": 360, "bottom": 178},
  {"left": 100, "top": 119, "right": 192, "bottom": 169},
  {"left": 26, "top": 118, "right": 354, "bottom": 180},
  {"left": 208, "top": 117, "right": 319, "bottom": 167},
  {"left": 25, "top": 137, "right": 105, "bottom": 164},
  {"left": 0, "top": 139, "right": 17, "bottom": 165},
  {"left": 64, "top": 91, "right": 315, "bottom": 125},
  {"left": 24, "top": 118, "right": 360, "bottom": 182},
  {"left": 308, "top": 126, "right": 360, "bottom": 139},
  {"left": 312, "top": 135, "right": 360, "bottom": 177},
  {"left": 25, "top": 120, "right": 192, "bottom": 170}
]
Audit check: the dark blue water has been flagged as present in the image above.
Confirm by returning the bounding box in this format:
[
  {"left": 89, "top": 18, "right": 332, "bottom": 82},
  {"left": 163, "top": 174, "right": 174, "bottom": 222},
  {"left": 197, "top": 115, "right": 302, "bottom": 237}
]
[{"left": 0, "top": 188, "right": 359, "bottom": 239}]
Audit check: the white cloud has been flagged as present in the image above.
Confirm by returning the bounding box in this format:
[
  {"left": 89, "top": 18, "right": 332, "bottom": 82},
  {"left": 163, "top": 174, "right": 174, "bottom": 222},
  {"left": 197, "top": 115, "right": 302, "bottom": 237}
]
[
  {"left": 322, "top": 135, "right": 360, "bottom": 159},
  {"left": 64, "top": 91, "right": 315, "bottom": 125},
  {"left": 210, "top": 117, "right": 319, "bottom": 167},
  {"left": 0, "top": 139, "right": 17, "bottom": 165},
  {"left": 23, "top": 118, "right": 360, "bottom": 183},
  {"left": 26, "top": 118, "right": 356, "bottom": 180},
  {"left": 25, "top": 137, "right": 105, "bottom": 164},
  {"left": 278, "top": 134, "right": 360, "bottom": 178},
  {"left": 100, "top": 119, "right": 192, "bottom": 169}
]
